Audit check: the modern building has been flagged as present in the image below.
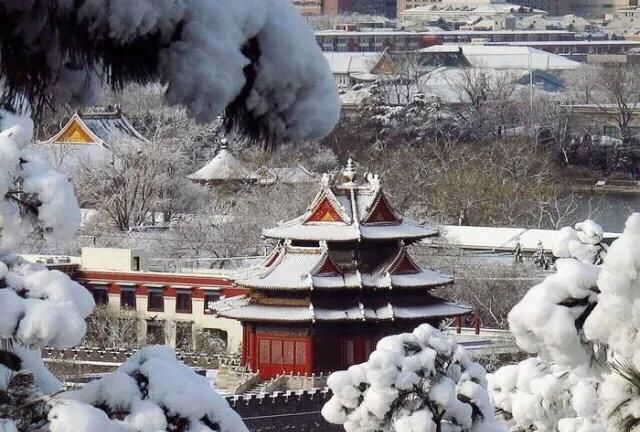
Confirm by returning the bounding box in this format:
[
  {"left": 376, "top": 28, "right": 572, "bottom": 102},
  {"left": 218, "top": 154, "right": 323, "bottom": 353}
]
[
  {"left": 488, "top": 39, "right": 640, "bottom": 55},
  {"left": 214, "top": 161, "right": 470, "bottom": 378},
  {"left": 292, "top": 0, "right": 323, "bottom": 15},
  {"left": 400, "top": 0, "right": 546, "bottom": 27},
  {"left": 322, "top": 0, "right": 398, "bottom": 17},
  {"left": 315, "top": 29, "right": 575, "bottom": 52}
]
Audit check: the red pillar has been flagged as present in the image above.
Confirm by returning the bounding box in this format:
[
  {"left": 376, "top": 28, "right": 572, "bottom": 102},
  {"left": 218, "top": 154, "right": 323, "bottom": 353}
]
[
  {"left": 473, "top": 314, "right": 481, "bottom": 335},
  {"left": 456, "top": 316, "right": 462, "bottom": 334},
  {"left": 306, "top": 336, "right": 314, "bottom": 374}
]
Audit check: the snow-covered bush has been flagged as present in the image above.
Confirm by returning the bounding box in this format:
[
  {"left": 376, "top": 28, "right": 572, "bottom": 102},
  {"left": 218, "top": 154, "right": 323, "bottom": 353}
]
[
  {"left": 0, "top": 0, "right": 339, "bottom": 143},
  {"left": 0, "top": 114, "right": 247, "bottom": 431},
  {"left": 50, "top": 346, "right": 247, "bottom": 432},
  {"left": 322, "top": 324, "right": 501, "bottom": 432},
  {"left": 489, "top": 358, "right": 601, "bottom": 432},
  {"left": 491, "top": 214, "right": 640, "bottom": 432}
]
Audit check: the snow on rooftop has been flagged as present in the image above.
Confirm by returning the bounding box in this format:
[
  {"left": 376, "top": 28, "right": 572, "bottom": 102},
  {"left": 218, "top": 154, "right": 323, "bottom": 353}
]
[
  {"left": 187, "top": 143, "right": 255, "bottom": 182},
  {"left": 323, "top": 52, "right": 381, "bottom": 75},
  {"left": 425, "top": 225, "right": 620, "bottom": 253},
  {"left": 421, "top": 44, "right": 581, "bottom": 70}
]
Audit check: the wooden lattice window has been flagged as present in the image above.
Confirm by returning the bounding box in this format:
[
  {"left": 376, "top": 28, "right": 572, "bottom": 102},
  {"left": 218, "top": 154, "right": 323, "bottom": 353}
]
[
  {"left": 295, "top": 341, "right": 306, "bottom": 365},
  {"left": 259, "top": 339, "right": 270, "bottom": 363},
  {"left": 272, "top": 340, "right": 283, "bottom": 365},
  {"left": 283, "top": 341, "right": 295, "bottom": 365}
]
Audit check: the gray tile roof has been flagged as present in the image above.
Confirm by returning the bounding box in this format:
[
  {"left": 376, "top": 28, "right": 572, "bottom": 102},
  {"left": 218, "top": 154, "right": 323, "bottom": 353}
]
[{"left": 214, "top": 295, "right": 470, "bottom": 323}]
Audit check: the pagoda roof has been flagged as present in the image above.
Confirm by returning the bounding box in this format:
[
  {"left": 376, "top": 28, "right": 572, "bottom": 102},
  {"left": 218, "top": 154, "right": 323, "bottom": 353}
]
[
  {"left": 214, "top": 294, "right": 470, "bottom": 323},
  {"left": 233, "top": 243, "right": 452, "bottom": 290},
  {"left": 188, "top": 142, "right": 256, "bottom": 183},
  {"left": 262, "top": 160, "right": 437, "bottom": 242},
  {"left": 42, "top": 107, "right": 149, "bottom": 149}
]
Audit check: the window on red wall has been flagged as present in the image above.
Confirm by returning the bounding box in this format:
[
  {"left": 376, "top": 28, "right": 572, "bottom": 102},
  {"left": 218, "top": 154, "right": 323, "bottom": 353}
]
[
  {"left": 90, "top": 286, "right": 108, "bottom": 306},
  {"left": 203, "top": 291, "right": 221, "bottom": 314},
  {"left": 175, "top": 290, "right": 192, "bottom": 314},
  {"left": 148, "top": 289, "right": 164, "bottom": 312},
  {"left": 120, "top": 289, "right": 136, "bottom": 309}
]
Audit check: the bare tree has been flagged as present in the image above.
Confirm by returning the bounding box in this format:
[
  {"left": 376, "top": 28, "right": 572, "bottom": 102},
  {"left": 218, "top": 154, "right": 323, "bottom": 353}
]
[
  {"left": 591, "top": 65, "right": 640, "bottom": 140},
  {"left": 84, "top": 305, "right": 141, "bottom": 350},
  {"left": 73, "top": 139, "right": 207, "bottom": 231}
]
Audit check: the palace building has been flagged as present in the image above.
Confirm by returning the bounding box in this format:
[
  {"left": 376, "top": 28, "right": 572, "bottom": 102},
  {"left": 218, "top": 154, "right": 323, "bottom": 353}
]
[
  {"left": 39, "top": 106, "right": 148, "bottom": 171},
  {"left": 215, "top": 160, "right": 470, "bottom": 378}
]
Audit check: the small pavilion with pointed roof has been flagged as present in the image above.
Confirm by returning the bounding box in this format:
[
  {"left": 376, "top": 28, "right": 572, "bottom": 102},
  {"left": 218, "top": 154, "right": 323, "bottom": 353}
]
[
  {"left": 187, "top": 139, "right": 256, "bottom": 185},
  {"left": 215, "top": 160, "right": 470, "bottom": 378}
]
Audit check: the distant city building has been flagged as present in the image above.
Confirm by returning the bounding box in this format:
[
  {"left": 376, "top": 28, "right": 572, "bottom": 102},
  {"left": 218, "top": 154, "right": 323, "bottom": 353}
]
[
  {"left": 292, "top": 0, "right": 323, "bottom": 15},
  {"left": 315, "top": 29, "right": 575, "bottom": 52},
  {"left": 573, "top": 0, "right": 638, "bottom": 18},
  {"left": 214, "top": 161, "right": 470, "bottom": 378},
  {"left": 517, "top": 13, "right": 594, "bottom": 31},
  {"left": 518, "top": 0, "right": 568, "bottom": 15},
  {"left": 396, "top": 0, "right": 440, "bottom": 18},
  {"left": 322, "top": 0, "right": 398, "bottom": 17},
  {"left": 400, "top": 0, "right": 546, "bottom": 28}
]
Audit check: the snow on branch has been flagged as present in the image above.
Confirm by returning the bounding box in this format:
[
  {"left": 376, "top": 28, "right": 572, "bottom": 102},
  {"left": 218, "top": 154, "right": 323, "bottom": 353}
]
[
  {"left": 50, "top": 346, "right": 248, "bottom": 432},
  {"left": 322, "top": 324, "right": 501, "bottom": 432},
  {"left": 0, "top": 0, "right": 340, "bottom": 144}
]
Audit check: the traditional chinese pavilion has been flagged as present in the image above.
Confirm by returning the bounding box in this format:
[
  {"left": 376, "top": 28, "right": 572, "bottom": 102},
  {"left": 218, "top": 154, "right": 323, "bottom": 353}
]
[{"left": 216, "top": 160, "right": 470, "bottom": 378}]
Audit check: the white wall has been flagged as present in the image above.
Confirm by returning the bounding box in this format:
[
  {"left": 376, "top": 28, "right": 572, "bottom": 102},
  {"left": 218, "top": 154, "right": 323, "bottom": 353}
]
[{"left": 82, "top": 247, "right": 146, "bottom": 271}]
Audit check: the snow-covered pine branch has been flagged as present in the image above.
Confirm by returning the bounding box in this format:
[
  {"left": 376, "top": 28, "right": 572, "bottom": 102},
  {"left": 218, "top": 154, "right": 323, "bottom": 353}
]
[
  {"left": 0, "top": 0, "right": 340, "bottom": 144},
  {"left": 0, "top": 114, "right": 246, "bottom": 431},
  {"left": 490, "top": 214, "right": 640, "bottom": 432},
  {"left": 49, "top": 346, "right": 247, "bottom": 432},
  {"left": 321, "top": 324, "right": 501, "bottom": 432}
]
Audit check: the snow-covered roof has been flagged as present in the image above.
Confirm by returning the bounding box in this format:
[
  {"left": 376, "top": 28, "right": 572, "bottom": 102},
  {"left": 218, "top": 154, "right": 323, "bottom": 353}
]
[
  {"left": 187, "top": 143, "right": 256, "bottom": 183},
  {"left": 234, "top": 243, "right": 452, "bottom": 290},
  {"left": 254, "top": 165, "right": 317, "bottom": 185},
  {"left": 424, "top": 224, "right": 620, "bottom": 253},
  {"left": 38, "top": 107, "right": 148, "bottom": 172},
  {"left": 420, "top": 44, "right": 581, "bottom": 70},
  {"left": 42, "top": 107, "right": 149, "bottom": 148},
  {"left": 214, "top": 294, "right": 470, "bottom": 322},
  {"left": 324, "top": 52, "right": 381, "bottom": 75},
  {"left": 402, "top": 1, "right": 545, "bottom": 16},
  {"left": 263, "top": 161, "right": 438, "bottom": 242}
]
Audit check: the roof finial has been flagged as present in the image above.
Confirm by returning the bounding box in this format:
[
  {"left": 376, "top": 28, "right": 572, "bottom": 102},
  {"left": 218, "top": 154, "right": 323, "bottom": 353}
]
[
  {"left": 220, "top": 138, "right": 228, "bottom": 150},
  {"left": 343, "top": 158, "right": 356, "bottom": 183}
]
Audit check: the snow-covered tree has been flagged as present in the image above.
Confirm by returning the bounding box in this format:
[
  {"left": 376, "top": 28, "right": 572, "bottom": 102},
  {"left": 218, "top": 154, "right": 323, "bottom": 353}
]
[
  {"left": 0, "top": 0, "right": 340, "bottom": 144},
  {"left": 321, "top": 324, "right": 501, "bottom": 432},
  {"left": 0, "top": 114, "right": 248, "bottom": 432},
  {"left": 491, "top": 214, "right": 640, "bottom": 432}
]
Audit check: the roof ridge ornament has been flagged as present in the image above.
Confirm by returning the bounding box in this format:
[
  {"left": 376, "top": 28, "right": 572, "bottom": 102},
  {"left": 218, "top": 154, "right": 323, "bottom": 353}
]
[
  {"left": 366, "top": 172, "right": 380, "bottom": 189},
  {"left": 320, "top": 173, "right": 331, "bottom": 188},
  {"left": 343, "top": 158, "right": 356, "bottom": 184}
]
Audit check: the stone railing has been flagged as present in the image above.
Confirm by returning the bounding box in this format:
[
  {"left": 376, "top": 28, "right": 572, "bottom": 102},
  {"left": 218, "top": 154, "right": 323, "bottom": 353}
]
[{"left": 42, "top": 346, "right": 240, "bottom": 369}]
